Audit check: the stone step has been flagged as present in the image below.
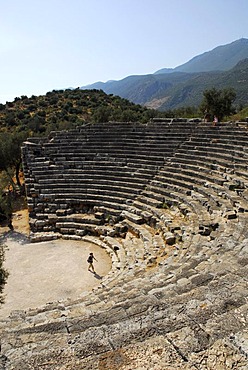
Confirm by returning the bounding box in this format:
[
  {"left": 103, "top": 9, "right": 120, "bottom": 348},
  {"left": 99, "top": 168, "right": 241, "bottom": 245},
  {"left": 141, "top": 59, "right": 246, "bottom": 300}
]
[
  {"left": 159, "top": 166, "right": 225, "bottom": 186},
  {"left": 121, "top": 210, "right": 144, "bottom": 224}
]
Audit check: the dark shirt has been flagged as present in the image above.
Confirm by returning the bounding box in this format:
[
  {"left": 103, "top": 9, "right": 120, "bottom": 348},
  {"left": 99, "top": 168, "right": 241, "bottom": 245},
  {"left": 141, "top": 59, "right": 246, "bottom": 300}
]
[{"left": 87, "top": 255, "right": 93, "bottom": 263}]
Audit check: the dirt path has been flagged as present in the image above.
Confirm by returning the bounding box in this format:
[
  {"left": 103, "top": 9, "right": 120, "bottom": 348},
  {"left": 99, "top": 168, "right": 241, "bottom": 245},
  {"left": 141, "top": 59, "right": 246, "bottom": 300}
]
[{"left": 0, "top": 210, "right": 112, "bottom": 318}]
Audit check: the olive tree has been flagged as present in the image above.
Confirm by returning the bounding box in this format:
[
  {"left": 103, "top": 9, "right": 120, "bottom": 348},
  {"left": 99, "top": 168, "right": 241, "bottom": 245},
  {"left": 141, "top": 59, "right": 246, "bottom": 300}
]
[
  {"left": 200, "top": 87, "right": 236, "bottom": 121},
  {"left": 0, "top": 131, "right": 28, "bottom": 189},
  {"left": 0, "top": 131, "right": 28, "bottom": 229}
]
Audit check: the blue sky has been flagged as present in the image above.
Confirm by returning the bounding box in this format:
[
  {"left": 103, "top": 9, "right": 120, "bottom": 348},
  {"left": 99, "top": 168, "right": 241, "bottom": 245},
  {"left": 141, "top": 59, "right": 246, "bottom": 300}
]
[{"left": 0, "top": 0, "right": 247, "bottom": 103}]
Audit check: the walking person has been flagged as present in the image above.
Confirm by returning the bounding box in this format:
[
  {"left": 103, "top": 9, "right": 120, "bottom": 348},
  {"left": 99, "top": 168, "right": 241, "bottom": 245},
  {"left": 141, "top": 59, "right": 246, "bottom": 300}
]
[{"left": 87, "top": 252, "right": 97, "bottom": 273}]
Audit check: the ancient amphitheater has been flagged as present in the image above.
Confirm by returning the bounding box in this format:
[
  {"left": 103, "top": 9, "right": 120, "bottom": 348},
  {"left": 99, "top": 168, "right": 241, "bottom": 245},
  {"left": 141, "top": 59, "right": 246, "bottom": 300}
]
[{"left": 0, "top": 119, "right": 248, "bottom": 369}]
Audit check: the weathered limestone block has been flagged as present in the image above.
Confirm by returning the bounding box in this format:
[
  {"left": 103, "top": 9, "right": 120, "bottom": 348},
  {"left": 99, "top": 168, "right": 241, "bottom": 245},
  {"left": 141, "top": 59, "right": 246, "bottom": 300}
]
[
  {"left": 189, "top": 338, "right": 248, "bottom": 369},
  {"left": 224, "top": 210, "right": 237, "bottom": 219},
  {"left": 164, "top": 232, "right": 176, "bottom": 245},
  {"left": 140, "top": 210, "right": 153, "bottom": 221},
  {"left": 95, "top": 211, "right": 104, "bottom": 220},
  {"left": 56, "top": 209, "right": 67, "bottom": 216},
  {"left": 47, "top": 213, "right": 58, "bottom": 220},
  {"left": 35, "top": 220, "right": 47, "bottom": 227},
  {"left": 231, "top": 329, "right": 248, "bottom": 361},
  {"left": 121, "top": 210, "right": 144, "bottom": 224}
]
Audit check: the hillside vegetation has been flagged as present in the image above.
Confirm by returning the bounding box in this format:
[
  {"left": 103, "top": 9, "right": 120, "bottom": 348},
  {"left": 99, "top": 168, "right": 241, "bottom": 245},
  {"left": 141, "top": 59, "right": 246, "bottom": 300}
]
[{"left": 0, "top": 89, "right": 156, "bottom": 136}]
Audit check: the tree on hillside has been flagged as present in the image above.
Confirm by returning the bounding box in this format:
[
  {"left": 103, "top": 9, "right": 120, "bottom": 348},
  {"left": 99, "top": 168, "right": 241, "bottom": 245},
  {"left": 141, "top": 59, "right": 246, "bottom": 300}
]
[
  {"left": 0, "top": 131, "right": 28, "bottom": 230},
  {"left": 0, "top": 131, "right": 28, "bottom": 190},
  {"left": 200, "top": 87, "right": 236, "bottom": 121}
]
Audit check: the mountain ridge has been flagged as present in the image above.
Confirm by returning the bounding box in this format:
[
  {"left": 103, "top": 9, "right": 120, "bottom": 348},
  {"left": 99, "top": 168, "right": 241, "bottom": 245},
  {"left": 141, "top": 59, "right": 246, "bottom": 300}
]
[
  {"left": 155, "top": 38, "right": 248, "bottom": 74},
  {"left": 82, "top": 38, "right": 248, "bottom": 110}
]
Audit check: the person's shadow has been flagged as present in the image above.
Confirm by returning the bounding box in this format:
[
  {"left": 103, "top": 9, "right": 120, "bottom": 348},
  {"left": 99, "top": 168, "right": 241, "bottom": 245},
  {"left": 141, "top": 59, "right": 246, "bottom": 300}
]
[{"left": 93, "top": 272, "right": 102, "bottom": 280}]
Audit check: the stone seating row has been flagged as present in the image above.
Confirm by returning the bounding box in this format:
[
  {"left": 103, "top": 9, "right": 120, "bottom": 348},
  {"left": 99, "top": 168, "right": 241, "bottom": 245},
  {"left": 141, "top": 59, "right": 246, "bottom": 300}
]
[
  {"left": 174, "top": 152, "right": 247, "bottom": 173},
  {"left": 35, "top": 182, "right": 142, "bottom": 196},
  {"left": 26, "top": 178, "right": 246, "bottom": 244},
  {"left": 37, "top": 174, "right": 146, "bottom": 188},
  {"left": 35, "top": 154, "right": 245, "bottom": 224},
  {"left": 189, "top": 134, "right": 248, "bottom": 145},
  {"left": 152, "top": 170, "right": 246, "bottom": 211},
  {"left": 45, "top": 134, "right": 192, "bottom": 148},
  {"left": 26, "top": 147, "right": 244, "bottom": 195},
  {"left": 46, "top": 120, "right": 198, "bottom": 134},
  {"left": 45, "top": 134, "right": 188, "bottom": 144},
  {"left": 44, "top": 148, "right": 178, "bottom": 160}
]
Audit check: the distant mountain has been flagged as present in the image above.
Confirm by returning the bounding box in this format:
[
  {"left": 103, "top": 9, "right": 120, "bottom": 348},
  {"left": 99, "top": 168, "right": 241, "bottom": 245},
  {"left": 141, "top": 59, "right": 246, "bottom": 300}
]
[
  {"left": 85, "top": 72, "right": 194, "bottom": 105},
  {"left": 82, "top": 39, "right": 248, "bottom": 110},
  {"left": 153, "top": 67, "right": 174, "bottom": 74},
  {"left": 155, "top": 38, "right": 248, "bottom": 74},
  {"left": 154, "top": 58, "right": 248, "bottom": 110}
]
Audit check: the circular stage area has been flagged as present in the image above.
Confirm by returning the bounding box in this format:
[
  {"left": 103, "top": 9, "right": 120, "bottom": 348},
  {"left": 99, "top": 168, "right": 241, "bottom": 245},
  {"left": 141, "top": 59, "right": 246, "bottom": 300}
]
[{"left": 0, "top": 236, "right": 112, "bottom": 318}]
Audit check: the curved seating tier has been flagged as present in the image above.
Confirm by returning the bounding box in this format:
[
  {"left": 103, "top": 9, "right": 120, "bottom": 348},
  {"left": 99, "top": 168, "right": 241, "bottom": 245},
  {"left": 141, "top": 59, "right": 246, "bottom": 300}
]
[{"left": 1, "top": 120, "right": 248, "bottom": 368}]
